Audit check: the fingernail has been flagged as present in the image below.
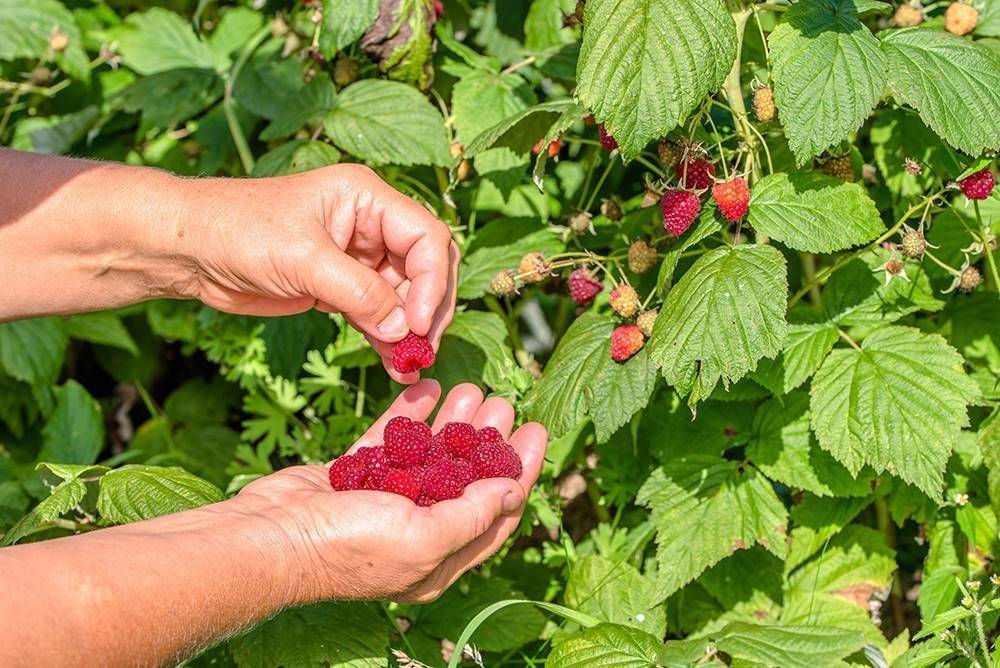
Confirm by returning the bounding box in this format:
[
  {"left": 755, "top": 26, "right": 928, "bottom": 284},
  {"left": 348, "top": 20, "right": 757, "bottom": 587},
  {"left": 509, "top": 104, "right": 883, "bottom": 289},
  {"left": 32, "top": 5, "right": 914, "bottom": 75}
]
[
  {"left": 502, "top": 491, "right": 523, "bottom": 514},
  {"left": 377, "top": 307, "right": 407, "bottom": 339}
]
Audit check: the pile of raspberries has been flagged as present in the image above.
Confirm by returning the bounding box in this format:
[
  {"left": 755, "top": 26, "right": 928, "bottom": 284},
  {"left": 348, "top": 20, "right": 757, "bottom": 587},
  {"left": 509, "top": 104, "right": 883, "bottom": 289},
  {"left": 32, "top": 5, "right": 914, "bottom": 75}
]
[{"left": 328, "top": 416, "right": 522, "bottom": 506}]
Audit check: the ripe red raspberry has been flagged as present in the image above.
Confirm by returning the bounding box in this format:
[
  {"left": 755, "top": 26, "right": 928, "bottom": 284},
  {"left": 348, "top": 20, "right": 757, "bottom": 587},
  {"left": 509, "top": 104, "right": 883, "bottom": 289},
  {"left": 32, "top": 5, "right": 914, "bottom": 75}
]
[
  {"left": 377, "top": 468, "right": 422, "bottom": 501},
  {"left": 439, "top": 422, "right": 479, "bottom": 459},
  {"left": 416, "top": 495, "right": 435, "bottom": 507},
  {"left": 712, "top": 177, "right": 750, "bottom": 222},
  {"left": 423, "top": 436, "right": 452, "bottom": 466},
  {"left": 662, "top": 189, "right": 701, "bottom": 236},
  {"left": 959, "top": 169, "right": 995, "bottom": 201},
  {"left": 478, "top": 426, "right": 504, "bottom": 444},
  {"left": 568, "top": 268, "right": 603, "bottom": 305},
  {"left": 598, "top": 124, "right": 618, "bottom": 151},
  {"left": 355, "top": 446, "right": 391, "bottom": 486},
  {"left": 610, "top": 324, "right": 644, "bottom": 363},
  {"left": 328, "top": 454, "right": 368, "bottom": 491},
  {"left": 675, "top": 158, "right": 716, "bottom": 190},
  {"left": 383, "top": 416, "right": 431, "bottom": 468},
  {"left": 391, "top": 333, "right": 435, "bottom": 374},
  {"left": 422, "top": 459, "right": 476, "bottom": 500},
  {"left": 610, "top": 284, "right": 639, "bottom": 318},
  {"left": 472, "top": 441, "right": 522, "bottom": 480}
]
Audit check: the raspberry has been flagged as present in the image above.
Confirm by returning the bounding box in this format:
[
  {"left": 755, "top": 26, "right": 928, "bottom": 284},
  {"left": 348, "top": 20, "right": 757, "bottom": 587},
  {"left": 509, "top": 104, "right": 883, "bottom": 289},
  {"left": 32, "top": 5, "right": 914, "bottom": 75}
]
[
  {"left": 334, "top": 55, "right": 359, "bottom": 87},
  {"left": 416, "top": 495, "right": 436, "bottom": 507},
  {"left": 391, "top": 333, "right": 435, "bottom": 374},
  {"left": 823, "top": 155, "right": 855, "bottom": 182},
  {"left": 610, "top": 325, "right": 644, "bottom": 363},
  {"left": 384, "top": 416, "right": 432, "bottom": 468},
  {"left": 753, "top": 87, "right": 776, "bottom": 123},
  {"left": 598, "top": 124, "right": 618, "bottom": 151},
  {"left": 959, "top": 265, "right": 982, "bottom": 292},
  {"left": 601, "top": 198, "right": 623, "bottom": 221},
  {"left": 568, "top": 211, "right": 594, "bottom": 234},
  {"left": 662, "top": 189, "right": 702, "bottom": 237},
  {"left": 899, "top": 230, "right": 927, "bottom": 258},
  {"left": 422, "top": 459, "right": 476, "bottom": 500},
  {"left": 894, "top": 3, "right": 923, "bottom": 27},
  {"left": 49, "top": 31, "right": 68, "bottom": 52},
  {"left": 478, "top": 426, "right": 504, "bottom": 443},
  {"left": 610, "top": 284, "right": 639, "bottom": 318},
  {"left": 490, "top": 270, "right": 516, "bottom": 296},
  {"left": 329, "top": 454, "right": 368, "bottom": 491},
  {"left": 628, "top": 240, "right": 658, "bottom": 274},
  {"left": 904, "top": 158, "right": 923, "bottom": 175},
  {"left": 533, "top": 138, "right": 561, "bottom": 157},
  {"left": 712, "top": 177, "right": 750, "bottom": 222},
  {"left": 439, "top": 422, "right": 479, "bottom": 459},
  {"left": 945, "top": 1, "right": 978, "bottom": 35},
  {"left": 355, "top": 446, "right": 391, "bottom": 485},
  {"left": 675, "top": 158, "right": 716, "bottom": 190},
  {"left": 636, "top": 309, "right": 658, "bottom": 337},
  {"left": 658, "top": 141, "right": 683, "bottom": 170},
  {"left": 423, "top": 436, "right": 452, "bottom": 466},
  {"left": 519, "top": 252, "right": 549, "bottom": 283},
  {"left": 959, "top": 169, "right": 995, "bottom": 201},
  {"left": 568, "top": 268, "right": 603, "bottom": 305},
  {"left": 472, "top": 441, "right": 522, "bottom": 480},
  {"left": 377, "top": 468, "right": 422, "bottom": 501},
  {"left": 884, "top": 259, "right": 905, "bottom": 276}
]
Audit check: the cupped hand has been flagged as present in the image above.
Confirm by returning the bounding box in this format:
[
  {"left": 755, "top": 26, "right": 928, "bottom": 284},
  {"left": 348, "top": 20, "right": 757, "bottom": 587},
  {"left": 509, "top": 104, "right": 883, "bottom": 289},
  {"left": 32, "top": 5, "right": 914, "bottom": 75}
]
[
  {"left": 178, "top": 164, "right": 458, "bottom": 383},
  {"left": 235, "top": 380, "right": 547, "bottom": 604}
]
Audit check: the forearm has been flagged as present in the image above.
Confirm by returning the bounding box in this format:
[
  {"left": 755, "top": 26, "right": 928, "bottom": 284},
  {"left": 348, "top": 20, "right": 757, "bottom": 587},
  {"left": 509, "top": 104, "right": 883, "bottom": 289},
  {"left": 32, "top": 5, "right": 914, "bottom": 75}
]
[
  {"left": 0, "top": 149, "right": 197, "bottom": 321},
  {"left": 0, "top": 498, "right": 299, "bottom": 667}
]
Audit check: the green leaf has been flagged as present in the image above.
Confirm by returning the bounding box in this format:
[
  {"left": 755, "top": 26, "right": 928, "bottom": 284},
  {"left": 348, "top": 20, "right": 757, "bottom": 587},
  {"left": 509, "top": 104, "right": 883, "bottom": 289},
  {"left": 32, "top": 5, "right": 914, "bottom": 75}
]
[
  {"left": 575, "top": 0, "right": 737, "bottom": 160},
  {"left": 565, "top": 555, "right": 666, "bottom": 637},
  {"left": 121, "top": 68, "right": 222, "bottom": 130},
  {"left": 66, "top": 312, "right": 138, "bottom": 355},
  {"left": 0, "top": 317, "right": 68, "bottom": 385},
  {"left": 41, "top": 380, "right": 105, "bottom": 465},
  {"left": 423, "top": 310, "right": 521, "bottom": 395},
  {"left": 590, "top": 348, "right": 657, "bottom": 443},
  {"left": 323, "top": 80, "right": 450, "bottom": 166},
  {"left": 10, "top": 105, "right": 100, "bottom": 155},
  {"left": 882, "top": 28, "right": 1000, "bottom": 157},
  {"left": 524, "top": 313, "right": 615, "bottom": 438},
  {"left": 918, "top": 519, "right": 965, "bottom": 622},
  {"left": 637, "top": 455, "right": 788, "bottom": 601},
  {"left": 649, "top": 245, "right": 788, "bottom": 405},
  {"left": 747, "top": 172, "right": 884, "bottom": 252},
  {"left": 462, "top": 98, "right": 585, "bottom": 158},
  {"left": 97, "top": 465, "right": 224, "bottom": 524},
  {"left": 525, "top": 0, "right": 578, "bottom": 52},
  {"left": 769, "top": 0, "right": 888, "bottom": 164},
  {"left": 0, "top": 0, "right": 88, "bottom": 80},
  {"left": 261, "top": 311, "right": 332, "bottom": 379},
  {"left": 748, "top": 392, "right": 873, "bottom": 497},
  {"left": 453, "top": 69, "right": 536, "bottom": 146},
  {"left": 260, "top": 74, "right": 337, "bottom": 141},
  {"left": 118, "top": 8, "right": 227, "bottom": 75},
  {"left": 319, "top": 0, "right": 378, "bottom": 57},
  {"left": 785, "top": 494, "right": 872, "bottom": 574},
  {"left": 822, "top": 251, "right": 943, "bottom": 326},
  {"left": 714, "top": 623, "right": 867, "bottom": 668},
  {"left": 810, "top": 326, "right": 979, "bottom": 496},
  {"left": 252, "top": 140, "right": 341, "bottom": 177},
  {"left": 229, "top": 601, "right": 387, "bottom": 667},
  {"left": 207, "top": 7, "right": 264, "bottom": 61},
  {"left": 752, "top": 320, "right": 840, "bottom": 394},
  {"left": 545, "top": 623, "right": 667, "bottom": 668},
  {"left": 0, "top": 477, "right": 85, "bottom": 547}
]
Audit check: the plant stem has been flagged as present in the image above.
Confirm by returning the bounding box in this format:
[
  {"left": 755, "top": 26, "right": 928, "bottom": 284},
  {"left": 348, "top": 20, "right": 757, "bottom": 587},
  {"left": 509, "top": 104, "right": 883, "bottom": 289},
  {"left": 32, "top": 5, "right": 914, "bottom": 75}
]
[
  {"left": 838, "top": 329, "right": 861, "bottom": 351},
  {"left": 799, "top": 253, "right": 822, "bottom": 306},
  {"left": 973, "top": 201, "right": 999, "bottom": 297},
  {"left": 583, "top": 159, "right": 615, "bottom": 211},
  {"left": 224, "top": 26, "right": 271, "bottom": 175}
]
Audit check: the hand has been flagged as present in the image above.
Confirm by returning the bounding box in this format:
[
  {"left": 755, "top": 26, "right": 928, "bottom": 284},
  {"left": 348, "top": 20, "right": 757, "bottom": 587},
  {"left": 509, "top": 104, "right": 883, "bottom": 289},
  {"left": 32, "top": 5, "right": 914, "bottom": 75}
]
[
  {"left": 235, "top": 380, "right": 547, "bottom": 603},
  {"left": 177, "top": 164, "right": 458, "bottom": 383}
]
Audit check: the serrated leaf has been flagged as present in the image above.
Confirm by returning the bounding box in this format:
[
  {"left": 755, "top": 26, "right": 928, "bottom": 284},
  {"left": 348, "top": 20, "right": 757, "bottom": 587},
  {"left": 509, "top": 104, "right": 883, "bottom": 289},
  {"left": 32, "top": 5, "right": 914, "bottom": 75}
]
[
  {"left": 565, "top": 555, "right": 666, "bottom": 638},
  {"left": 229, "top": 601, "right": 387, "bottom": 667},
  {"left": 785, "top": 494, "right": 872, "bottom": 574},
  {"left": 97, "top": 465, "right": 224, "bottom": 524},
  {"left": 121, "top": 68, "right": 222, "bottom": 130},
  {"left": 752, "top": 320, "right": 839, "bottom": 394},
  {"left": 66, "top": 312, "right": 138, "bottom": 355},
  {"left": 0, "top": 0, "right": 89, "bottom": 80},
  {"left": 656, "top": 208, "right": 725, "bottom": 296},
  {"left": 463, "top": 98, "right": 584, "bottom": 158},
  {"left": 749, "top": 392, "right": 873, "bottom": 497},
  {"left": 423, "top": 310, "right": 520, "bottom": 395},
  {"left": 748, "top": 172, "right": 884, "bottom": 252},
  {"left": 323, "top": 80, "right": 450, "bottom": 166},
  {"left": 251, "top": 140, "right": 342, "bottom": 177},
  {"left": 575, "top": 0, "right": 737, "bottom": 160},
  {"left": 545, "top": 623, "right": 666, "bottom": 668},
  {"left": 453, "top": 69, "right": 536, "bottom": 145},
  {"left": 637, "top": 455, "right": 788, "bottom": 601},
  {"left": 714, "top": 623, "right": 867, "bottom": 668},
  {"left": 118, "top": 8, "right": 227, "bottom": 75},
  {"left": 319, "top": 0, "right": 379, "bottom": 56},
  {"left": 0, "top": 477, "right": 85, "bottom": 547},
  {"left": 649, "top": 245, "right": 788, "bottom": 405},
  {"left": 810, "top": 326, "right": 979, "bottom": 497},
  {"left": 260, "top": 74, "right": 337, "bottom": 141},
  {"left": 525, "top": 313, "right": 615, "bottom": 438},
  {"left": 769, "top": 0, "right": 888, "bottom": 164},
  {"left": 882, "top": 29, "right": 1000, "bottom": 157},
  {"left": 10, "top": 105, "right": 100, "bottom": 155},
  {"left": 207, "top": 7, "right": 264, "bottom": 61},
  {"left": 641, "top": 395, "right": 755, "bottom": 461},
  {"left": 823, "top": 251, "right": 943, "bottom": 326},
  {"left": 919, "top": 519, "right": 965, "bottom": 622},
  {"left": 41, "top": 380, "right": 105, "bottom": 465},
  {"left": 590, "top": 348, "right": 657, "bottom": 443},
  {"left": 0, "top": 317, "right": 68, "bottom": 385}
]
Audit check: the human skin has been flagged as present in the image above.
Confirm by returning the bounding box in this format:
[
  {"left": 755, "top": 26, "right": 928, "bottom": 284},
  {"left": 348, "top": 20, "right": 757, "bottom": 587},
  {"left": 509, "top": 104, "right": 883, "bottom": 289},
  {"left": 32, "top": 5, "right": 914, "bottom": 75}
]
[
  {"left": 0, "top": 150, "right": 548, "bottom": 665},
  {"left": 0, "top": 381, "right": 548, "bottom": 666}
]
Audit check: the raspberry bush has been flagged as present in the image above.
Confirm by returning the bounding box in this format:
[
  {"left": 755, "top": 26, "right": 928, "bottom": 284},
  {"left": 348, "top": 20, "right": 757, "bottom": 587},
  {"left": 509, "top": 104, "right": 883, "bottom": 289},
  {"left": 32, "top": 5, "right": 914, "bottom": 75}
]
[{"left": 1, "top": 0, "right": 999, "bottom": 666}]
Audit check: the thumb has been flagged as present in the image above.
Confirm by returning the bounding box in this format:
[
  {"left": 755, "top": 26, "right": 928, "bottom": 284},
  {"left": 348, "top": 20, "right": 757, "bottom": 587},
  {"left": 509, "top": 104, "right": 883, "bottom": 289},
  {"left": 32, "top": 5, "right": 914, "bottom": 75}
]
[
  {"left": 305, "top": 242, "right": 408, "bottom": 341},
  {"left": 429, "top": 478, "right": 526, "bottom": 555}
]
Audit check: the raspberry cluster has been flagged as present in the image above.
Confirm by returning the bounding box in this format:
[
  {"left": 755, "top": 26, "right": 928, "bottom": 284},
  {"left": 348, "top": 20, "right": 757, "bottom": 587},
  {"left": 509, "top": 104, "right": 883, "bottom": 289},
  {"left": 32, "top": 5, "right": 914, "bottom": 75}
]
[{"left": 328, "top": 416, "right": 522, "bottom": 505}]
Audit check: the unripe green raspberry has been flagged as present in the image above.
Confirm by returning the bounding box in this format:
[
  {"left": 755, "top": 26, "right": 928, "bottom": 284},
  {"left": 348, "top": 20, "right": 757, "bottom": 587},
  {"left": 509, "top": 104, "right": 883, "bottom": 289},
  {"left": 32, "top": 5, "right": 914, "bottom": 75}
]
[
  {"left": 490, "top": 270, "right": 516, "bottom": 296},
  {"left": 628, "top": 240, "right": 658, "bottom": 274},
  {"left": 636, "top": 309, "right": 658, "bottom": 337}
]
